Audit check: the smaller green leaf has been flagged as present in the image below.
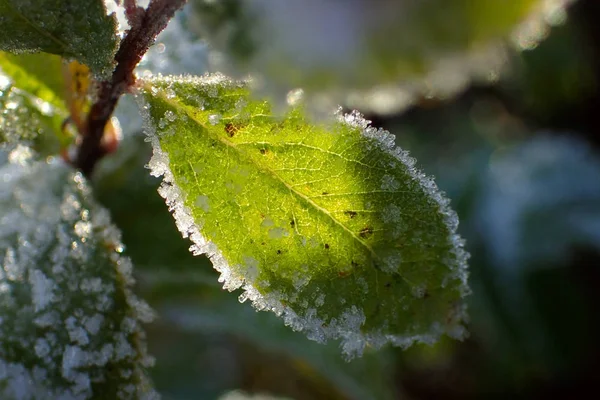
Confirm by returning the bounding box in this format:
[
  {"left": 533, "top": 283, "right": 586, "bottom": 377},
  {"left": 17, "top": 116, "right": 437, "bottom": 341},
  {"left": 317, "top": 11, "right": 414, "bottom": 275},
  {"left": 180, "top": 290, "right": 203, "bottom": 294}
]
[
  {"left": 0, "top": 0, "right": 118, "bottom": 76},
  {"left": 139, "top": 74, "right": 470, "bottom": 358},
  {"left": 0, "top": 146, "right": 158, "bottom": 399},
  {"left": 0, "top": 80, "right": 65, "bottom": 151},
  {"left": 0, "top": 52, "right": 66, "bottom": 110}
]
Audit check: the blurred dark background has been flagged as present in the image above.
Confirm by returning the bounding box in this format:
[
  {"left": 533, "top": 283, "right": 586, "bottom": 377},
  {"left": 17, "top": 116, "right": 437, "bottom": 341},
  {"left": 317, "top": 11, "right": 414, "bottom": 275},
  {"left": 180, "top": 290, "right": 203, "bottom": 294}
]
[{"left": 95, "top": 1, "right": 600, "bottom": 399}]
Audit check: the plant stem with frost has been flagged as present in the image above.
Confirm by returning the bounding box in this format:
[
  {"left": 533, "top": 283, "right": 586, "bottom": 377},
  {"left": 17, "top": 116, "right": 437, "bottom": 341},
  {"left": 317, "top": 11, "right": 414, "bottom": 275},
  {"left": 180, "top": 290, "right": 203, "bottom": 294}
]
[{"left": 75, "top": 0, "right": 187, "bottom": 177}]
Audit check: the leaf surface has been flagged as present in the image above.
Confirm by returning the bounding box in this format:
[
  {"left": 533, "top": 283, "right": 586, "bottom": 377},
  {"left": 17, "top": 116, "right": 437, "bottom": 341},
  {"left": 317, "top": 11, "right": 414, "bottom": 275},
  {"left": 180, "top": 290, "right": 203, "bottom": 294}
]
[
  {"left": 0, "top": 52, "right": 65, "bottom": 110},
  {"left": 0, "top": 0, "right": 118, "bottom": 76},
  {"left": 0, "top": 146, "right": 157, "bottom": 399},
  {"left": 140, "top": 75, "right": 470, "bottom": 357}
]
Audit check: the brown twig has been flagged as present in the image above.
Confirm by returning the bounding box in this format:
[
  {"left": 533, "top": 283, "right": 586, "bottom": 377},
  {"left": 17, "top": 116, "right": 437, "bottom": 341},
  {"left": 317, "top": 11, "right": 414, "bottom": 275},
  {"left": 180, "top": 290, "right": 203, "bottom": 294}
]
[{"left": 75, "top": 0, "right": 187, "bottom": 177}]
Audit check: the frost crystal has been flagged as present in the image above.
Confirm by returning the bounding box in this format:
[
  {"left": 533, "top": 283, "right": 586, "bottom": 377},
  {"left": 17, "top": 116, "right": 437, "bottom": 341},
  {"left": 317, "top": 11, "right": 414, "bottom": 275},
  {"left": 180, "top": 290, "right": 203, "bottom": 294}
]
[{"left": 0, "top": 149, "right": 158, "bottom": 399}]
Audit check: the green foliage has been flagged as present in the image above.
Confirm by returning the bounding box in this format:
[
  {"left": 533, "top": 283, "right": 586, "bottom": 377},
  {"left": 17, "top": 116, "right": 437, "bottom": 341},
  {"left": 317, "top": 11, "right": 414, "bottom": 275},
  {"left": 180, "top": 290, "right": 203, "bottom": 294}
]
[
  {"left": 0, "top": 79, "right": 64, "bottom": 151},
  {"left": 0, "top": 147, "right": 157, "bottom": 399},
  {"left": 140, "top": 75, "right": 469, "bottom": 357},
  {"left": 0, "top": 0, "right": 118, "bottom": 76},
  {"left": 0, "top": 52, "right": 65, "bottom": 110}
]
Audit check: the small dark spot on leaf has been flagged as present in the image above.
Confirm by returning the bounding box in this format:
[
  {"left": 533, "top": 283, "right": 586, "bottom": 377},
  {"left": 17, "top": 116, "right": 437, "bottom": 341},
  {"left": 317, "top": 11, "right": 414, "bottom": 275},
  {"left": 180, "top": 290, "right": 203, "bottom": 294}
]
[
  {"left": 277, "top": 249, "right": 282, "bottom": 255},
  {"left": 344, "top": 210, "right": 357, "bottom": 219},
  {"left": 324, "top": 243, "right": 330, "bottom": 249},
  {"left": 225, "top": 122, "right": 239, "bottom": 137},
  {"left": 322, "top": 191, "right": 329, "bottom": 195},
  {"left": 290, "top": 219, "right": 295, "bottom": 228},
  {"left": 261, "top": 242, "right": 266, "bottom": 245},
  {"left": 385, "top": 282, "right": 392, "bottom": 288},
  {"left": 359, "top": 226, "right": 373, "bottom": 239},
  {"left": 259, "top": 148, "right": 267, "bottom": 155},
  {"left": 351, "top": 260, "right": 359, "bottom": 268}
]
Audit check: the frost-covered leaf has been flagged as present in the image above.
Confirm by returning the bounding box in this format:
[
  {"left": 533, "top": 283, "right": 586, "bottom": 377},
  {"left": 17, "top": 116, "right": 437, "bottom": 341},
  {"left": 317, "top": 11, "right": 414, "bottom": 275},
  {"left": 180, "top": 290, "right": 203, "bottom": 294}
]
[
  {"left": 479, "top": 134, "right": 600, "bottom": 272},
  {"left": 190, "top": 0, "right": 575, "bottom": 114},
  {"left": 0, "top": 147, "right": 157, "bottom": 399},
  {"left": 0, "top": 52, "right": 66, "bottom": 110},
  {"left": 139, "top": 74, "right": 470, "bottom": 358},
  {"left": 0, "top": 0, "right": 118, "bottom": 76},
  {"left": 0, "top": 79, "right": 65, "bottom": 151}
]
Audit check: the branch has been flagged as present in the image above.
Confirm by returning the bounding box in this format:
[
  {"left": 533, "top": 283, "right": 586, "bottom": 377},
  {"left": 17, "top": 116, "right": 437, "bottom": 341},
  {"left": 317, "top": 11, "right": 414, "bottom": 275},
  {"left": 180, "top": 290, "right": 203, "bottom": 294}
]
[{"left": 75, "top": 0, "right": 187, "bottom": 177}]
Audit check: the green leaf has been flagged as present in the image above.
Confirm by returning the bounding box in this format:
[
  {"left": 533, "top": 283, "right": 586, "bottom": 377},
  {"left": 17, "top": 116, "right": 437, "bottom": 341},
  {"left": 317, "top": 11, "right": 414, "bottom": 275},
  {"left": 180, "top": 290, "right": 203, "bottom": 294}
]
[
  {"left": 0, "top": 52, "right": 66, "bottom": 110},
  {"left": 0, "top": 0, "right": 118, "bottom": 76},
  {"left": 0, "top": 146, "right": 157, "bottom": 399},
  {"left": 190, "top": 0, "right": 575, "bottom": 113},
  {"left": 139, "top": 74, "right": 470, "bottom": 358},
  {"left": 0, "top": 79, "right": 65, "bottom": 151}
]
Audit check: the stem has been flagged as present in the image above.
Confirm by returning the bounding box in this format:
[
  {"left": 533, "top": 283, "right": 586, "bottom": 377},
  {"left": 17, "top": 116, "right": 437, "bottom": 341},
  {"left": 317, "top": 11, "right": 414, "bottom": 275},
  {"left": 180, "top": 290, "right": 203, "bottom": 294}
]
[{"left": 75, "top": 0, "right": 187, "bottom": 177}]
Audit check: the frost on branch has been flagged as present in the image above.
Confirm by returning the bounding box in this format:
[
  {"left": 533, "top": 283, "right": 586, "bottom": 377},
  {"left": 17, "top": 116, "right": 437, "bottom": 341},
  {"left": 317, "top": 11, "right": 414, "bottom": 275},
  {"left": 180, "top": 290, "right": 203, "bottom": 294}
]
[
  {"left": 0, "top": 0, "right": 118, "bottom": 77},
  {"left": 190, "top": 0, "right": 575, "bottom": 114},
  {"left": 0, "top": 147, "right": 157, "bottom": 399},
  {"left": 138, "top": 74, "right": 470, "bottom": 359}
]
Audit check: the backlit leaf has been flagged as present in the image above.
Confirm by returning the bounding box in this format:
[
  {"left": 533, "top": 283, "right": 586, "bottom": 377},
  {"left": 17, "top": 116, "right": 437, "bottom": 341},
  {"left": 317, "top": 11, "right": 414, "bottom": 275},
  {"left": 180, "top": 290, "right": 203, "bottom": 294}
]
[
  {"left": 139, "top": 74, "right": 470, "bottom": 358},
  {"left": 0, "top": 52, "right": 65, "bottom": 110}
]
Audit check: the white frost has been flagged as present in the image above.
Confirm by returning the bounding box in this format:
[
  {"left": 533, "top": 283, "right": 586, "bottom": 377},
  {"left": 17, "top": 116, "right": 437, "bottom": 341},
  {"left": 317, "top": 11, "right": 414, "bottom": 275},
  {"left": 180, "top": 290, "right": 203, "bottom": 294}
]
[{"left": 0, "top": 150, "right": 158, "bottom": 399}]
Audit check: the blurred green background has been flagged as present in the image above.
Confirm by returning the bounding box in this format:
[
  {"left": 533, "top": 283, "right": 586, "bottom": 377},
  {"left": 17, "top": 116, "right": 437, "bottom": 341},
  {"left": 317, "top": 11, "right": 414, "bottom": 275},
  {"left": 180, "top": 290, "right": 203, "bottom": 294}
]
[{"left": 95, "top": 1, "right": 600, "bottom": 399}]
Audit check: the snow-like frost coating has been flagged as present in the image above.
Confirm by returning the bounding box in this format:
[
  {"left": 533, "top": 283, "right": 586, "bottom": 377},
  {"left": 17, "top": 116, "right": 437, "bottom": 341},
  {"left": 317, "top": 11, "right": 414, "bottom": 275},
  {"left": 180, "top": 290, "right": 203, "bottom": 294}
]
[
  {"left": 0, "top": 146, "right": 158, "bottom": 399},
  {"left": 138, "top": 74, "right": 469, "bottom": 359}
]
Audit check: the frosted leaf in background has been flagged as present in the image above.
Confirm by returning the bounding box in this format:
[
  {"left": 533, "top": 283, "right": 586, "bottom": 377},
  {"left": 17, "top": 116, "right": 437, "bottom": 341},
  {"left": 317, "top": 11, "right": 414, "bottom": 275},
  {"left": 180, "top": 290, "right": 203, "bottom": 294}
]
[
  {"left": 189, "top": 0, "right": 575, "bottom": 114},
  {"left": 0, "top": 0, "right": 118, "bottom": 77},
  {"left": 479, "top": 134, "right": 600, "bottom": 273},
  {"left": 475, "top": 134, "right": 600, "bottom": 361},
  {"left": 0, "top": 147, "right": 158, "bottom": 399},
  {"left": 139, "top": 74, "right": 469, "bottom": 359}
]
